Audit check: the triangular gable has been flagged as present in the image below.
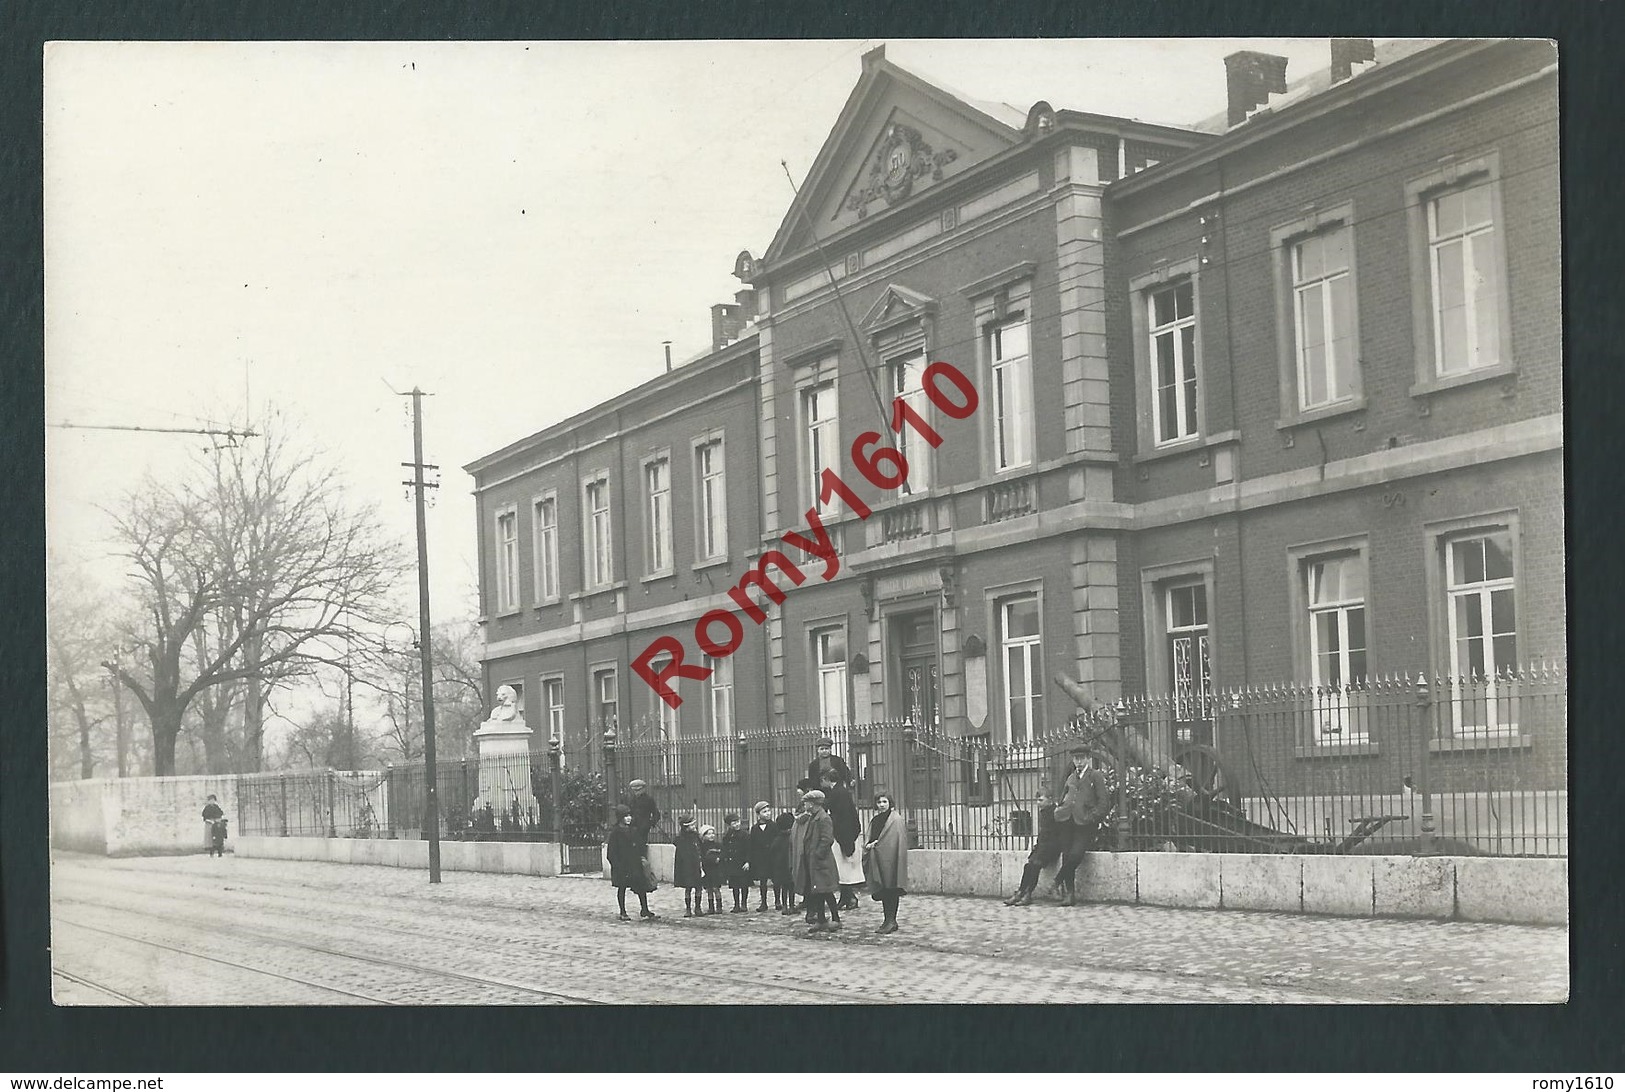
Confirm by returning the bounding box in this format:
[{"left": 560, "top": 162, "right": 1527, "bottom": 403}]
[
  {"left": 766, "top": 47, "right": 1022, "bottom": 266},
  {"left": 860, "top": 283, "right": 936, "bottom": 337}
]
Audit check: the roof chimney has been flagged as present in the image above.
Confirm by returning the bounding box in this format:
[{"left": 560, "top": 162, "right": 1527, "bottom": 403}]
[
  {"left": 1224, "top": 50, "right": 1289, "bottom": 127},
  {"left": 1331, "top": 38, "right": 1376, "bottom": 84},
  {"left": 663, "top": 341, "right": 673, "bottom": 373},
  {"left": 861, "top": 44, "right": 886, "bottom": 73},
  {"left": 710, "top": 303, "right": 745, "bottom": 352}
]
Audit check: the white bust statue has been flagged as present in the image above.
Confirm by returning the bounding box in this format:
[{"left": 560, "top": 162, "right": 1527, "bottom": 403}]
[{"left": 488, "top": 684, "right": 523, "bottom": 724}]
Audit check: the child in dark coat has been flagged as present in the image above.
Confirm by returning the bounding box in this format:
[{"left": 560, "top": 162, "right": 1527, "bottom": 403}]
[
  {"left": 771, "top": 811, "right": 797, "bottom": 912},
  {"left": 721, "top": 813, "right": 750, "bottom": 912},
  {"left": 673, "top": 815, "right": 703, "bottom": 916},
  {"left": 699, "top": 825, "right": 725, "bottom": 914},
  {"left": 1004, "top": 789, "right": 1062, "bottom": 906}
]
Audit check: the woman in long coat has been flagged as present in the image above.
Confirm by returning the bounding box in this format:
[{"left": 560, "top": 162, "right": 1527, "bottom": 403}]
[
  {"left": 606, "top": 804, "right": 658, "bottom": 921},
  {"left": 791, "top": 790, "right": 841, "bottom": 934},
  {"left": 863, "top": 792, "right": 909, "bottom": 934}
]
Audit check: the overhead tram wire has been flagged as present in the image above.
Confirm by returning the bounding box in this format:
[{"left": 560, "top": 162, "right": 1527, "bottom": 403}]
[{"left": 779, "top": 159, "right": 908, "bottom": 493}]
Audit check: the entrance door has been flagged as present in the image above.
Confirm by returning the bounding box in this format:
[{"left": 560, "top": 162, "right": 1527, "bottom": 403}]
[
  {"left": 890, "top": 610, "right": 940, "bottom": 729},
  {"left": 1165, "top": 583, "right": 1213, "bottom": 746}
]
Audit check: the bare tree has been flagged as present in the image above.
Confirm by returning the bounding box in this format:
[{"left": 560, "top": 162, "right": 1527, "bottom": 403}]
[
  {"left": 46, "top": 572, "right": 114, "bottom": 780},
  {"left": 103, "top": 417, "right": 406, "bottom": 775},
  {"left": 368, "top": 617, "right": 483, "bottom": 764}
]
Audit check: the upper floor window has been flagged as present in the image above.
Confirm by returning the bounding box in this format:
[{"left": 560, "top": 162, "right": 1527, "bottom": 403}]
[
  {"left": 593, "top": 667, "right": 619, "bottom": 733},
  {"left": 495, "top": 507, "right": 518, "bottom": 613},
  {"left": 695, "top": 439, "right": 726, "bottom": 562},
  {"left": 988, "top": 319, "right": 1033, "bottom": 471},
  {"left": 890, "top": 352, "right": 935, "bottom": 489},
  {"left": 813, "top": 626, "right": 848, "bottom": 728},
  {"left": 644, "top": 457, "right": 671, "bottom": 576},
  {"left": 1292, "top": 227, "right": 1357, "bottom": 410},
  {"left": 533, "top": 495, "right": 558, "bottom": 602},
  {"left": 1148, "top": 281, "right": 1198, "bottom": 446},
  {"left": 804, "top": 382, "right": 839, "bottom": 515},
  {"left": 1428, "top": 182, "right": 1502, "bottom": 378},
  {"left": 584, "top": 477, "right": 612, "bottom": 587},
  {"left": 999, "top": 595, "right": 1043, "bottom": 745}
]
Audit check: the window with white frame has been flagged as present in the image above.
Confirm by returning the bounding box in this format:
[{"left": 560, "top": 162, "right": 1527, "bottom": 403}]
[
  {"left": 1148, "top": 281, "right": 1199, "bottom": 445},
  {"left": 889, "top": 352, "right": 934, "bottom": 488},
  {"left": 813, "top": 627, "right": 849, "bottom": 728},
  {"left": 1165, "top": 581, "right": 1211, "bottom": 727},
  {"left": 706, "top": 654, "right": 735, "bottom": 775},
  {"left": 495, "top": 508, "right": 518, "bottom": 613},
  {"left": 1292, "top": 227, "right": 1357, "bottom": 410},
  {"left": 593, "top": 667, "right": 618, "bottom": 733},
  {"left": 533, "top": 495, "right": 558, "bottom": 602},
  {"left": 584, "top": 477, "right": 612, "bottom": 587},
  {"left": 1445, "top": 530, "right": 1519, "bottom": 737},
  {"left": 696, "top": 439, "right": 726, "bottom": 561},
  {"left": 988, "top": 318, "right": 1033, "bottom": 471},
  {"left": 1304, "top": 553, "right": 1369, "bottom": 744},
  {"left": 542, "top": 676, "right": 565, "bottom": 747},
  {"left": 644, "top": 457, "right": 671, "bottom": 575},
  {"left": 804, "top": 382, "right": 838, "bottom": 515},
  {"left": 1000, "top": 595, "right": 1043, "bottom": 745},
  {"left": 1428, "top": 182, "right": 1503, "bottom": 378}
]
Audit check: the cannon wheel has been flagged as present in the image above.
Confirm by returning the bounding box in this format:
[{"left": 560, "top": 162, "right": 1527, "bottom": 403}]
[{"left": 1172, "top": 743, "right": 1241, "bottom": 810}]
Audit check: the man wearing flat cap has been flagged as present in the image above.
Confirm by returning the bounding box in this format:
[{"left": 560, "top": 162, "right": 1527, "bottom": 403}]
[
  {"left": 1053, "top": 745, "right": 1110, "bottom": 907},
  {"left": 805, "top": 737, "right": 853, "bottom": 794},
  {"left": 625, "top": 778, "right": 662, "bottom": 839}
]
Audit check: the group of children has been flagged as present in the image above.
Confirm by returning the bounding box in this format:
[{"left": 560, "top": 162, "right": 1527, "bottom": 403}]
[{"left": 672, "top": 801, "right": 803, "bottom": 918}]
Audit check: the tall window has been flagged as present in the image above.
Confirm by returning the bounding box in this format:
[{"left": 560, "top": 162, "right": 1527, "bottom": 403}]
[
  {"left": 1166, "top": 582, "right": 1211, "bottom": 730},
  {"left": 804, "top": 382, "right": 838, "bottom": 515},
  {"left": 1148, "top": 281, "right": 1199, "bottom": 445},
  {"left": 813, "top": 627, "right": 848, "bottom": 728},
  {"left": 593, "top": 668, "right": 618, "bottom": 733},
  {"left": 696, "top": 439, "right": 726, "bottom": 561},
  {"left": 706, "top": 655, "right": 735, "bottom": 775},
  {"left": 1428, "top": 182, "right": 1502, "bottom": 377},
  {"left": 1445, "top": 531, "right": 1518, "bottom": 737},
  {"left": 1000, "top": 595, "right": 1043, "bottom": 745},
  {"left": 890, "top": 352, "right": 934, "bottom": 488},
  {"left": 644, "top": 458, "right": 671, "bottom": 575},
  {"left": 495, "top": 508, "right": 518, "bottom": 612},
  {"left": 585, "top": 478, "right": 612, "bottom": 587},
  {"left": 1292, "top": 227, "right": 1356, "bottom": 409},
  {"left": 533, "top": 496, "right": 558, "bottom": 602},
  {"left": 542, "top": 677, "right": 565, "bottom": 747},
  {"left": 1305, "top": 554, "right": 1369, "bottom": 744},
  {"left": 988, "top": 318, "right": 1033, "bottom": 471}
]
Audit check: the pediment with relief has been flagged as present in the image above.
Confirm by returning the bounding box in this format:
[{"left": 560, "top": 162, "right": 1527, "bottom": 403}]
[{"left": 768, "top": 55, "right": 1020, "bottom": 263}]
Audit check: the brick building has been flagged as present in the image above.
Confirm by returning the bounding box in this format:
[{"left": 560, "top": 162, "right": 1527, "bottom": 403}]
[{"left": 467, "top": 39, "right": 1563, "bottom": 807}]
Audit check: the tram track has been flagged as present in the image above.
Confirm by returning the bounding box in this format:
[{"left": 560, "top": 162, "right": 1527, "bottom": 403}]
[
  {"left": 52, "top": 967, "right": 148, "bottom": 1006},
  {"left": 53, "top": 909, "right": 608, "bottom": 1006}
]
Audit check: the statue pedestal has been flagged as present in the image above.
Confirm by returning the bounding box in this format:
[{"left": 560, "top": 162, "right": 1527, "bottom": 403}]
[{"left": 472, "top": 717, "right": 535, "bottom": 820}]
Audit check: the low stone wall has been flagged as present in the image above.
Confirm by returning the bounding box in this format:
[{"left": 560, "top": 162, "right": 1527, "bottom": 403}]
[
  {"left": 52, "top": 775, "right": 240, "bottom": 857},
  {"left": 234, "top": 836, "right": 1565, "bottom": 925}
]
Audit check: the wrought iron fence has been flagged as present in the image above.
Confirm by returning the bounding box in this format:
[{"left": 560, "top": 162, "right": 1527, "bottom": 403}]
[{"left": 239, "top": 663, "right": 1565, "bottom": 858}]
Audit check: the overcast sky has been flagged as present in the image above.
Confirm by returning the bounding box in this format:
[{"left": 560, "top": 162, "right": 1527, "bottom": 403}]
[{"left": 45, "top": 37, "right": 1349, "bottom": 628}]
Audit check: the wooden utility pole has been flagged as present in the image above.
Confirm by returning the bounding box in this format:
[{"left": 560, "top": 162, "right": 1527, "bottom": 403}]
[{"left": 402, "top": 388, "right": 442, "bottom": 883}]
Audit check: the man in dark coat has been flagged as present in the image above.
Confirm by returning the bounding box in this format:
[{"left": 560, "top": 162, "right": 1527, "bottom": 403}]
[
  {"left": 625, "top": 779, "right": 661, "bottom": 839},
  {"left": 1054, "top": 748, "right": 1111, "bottom": 907},
  {"left": 1004, "top": 788, "right": 1061, "bottom": 905},
  {"left": 201, "top": 794, "right": 227, "bottom": 858},
  {"left": 806, "top": 737, "right": 853, "bottom": 793},
  {"left": 746, "top": 801, "right": 776, "bottom": 911}
]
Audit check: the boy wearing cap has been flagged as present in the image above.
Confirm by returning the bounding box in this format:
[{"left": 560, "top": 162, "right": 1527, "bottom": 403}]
[
  {"left": 626, "top": 778, "right": 661, "bottom": 839},
  {"left": 673, "top": 815, "right": 703, "bottom": 916},
  {"left": 792, "top": 789, "right": 842, "bottom": 935},
  {"left": 746, "top": 801, "right": 776, "bottom": 911},
  {"left": 606, "top": 804, "right": 659, "bottom": 921},
  {"left": 721, "top": 813, "right": 750, "bottom": 912}
]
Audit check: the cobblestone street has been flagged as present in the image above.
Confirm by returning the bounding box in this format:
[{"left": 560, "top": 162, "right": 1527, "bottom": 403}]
[{"left": 49, "top": 853, "right": 1567, "bottom": 1005}]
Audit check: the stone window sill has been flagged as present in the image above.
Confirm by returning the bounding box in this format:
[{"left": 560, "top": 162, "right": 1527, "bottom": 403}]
[
  {"left": 1135, "top": 429, "right": 1241, "bottom": 467},
  {"left": 1410, "top": 362, "right": 1516, "bottom": 399},
  {"left": 641, "top": 569, "right": 675, "bottom": 585},
  {"left": 494, "top": 608, "right": 522, "bottom": 620},
  {"left": 1276, "top": 396, "right": 1367, "bottom": 432},
  {"left": 1293, "top": 743, "right": 1380, "bottom": 759},
  {"left": 1430, "top": 733, "right": 1532, "bottom": 753},
  {"left": 532, "top": 597, "right": 563, "bottom": 610},
  {"left": 569, "top": 582, "right": 626, "bottom": 603}
]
